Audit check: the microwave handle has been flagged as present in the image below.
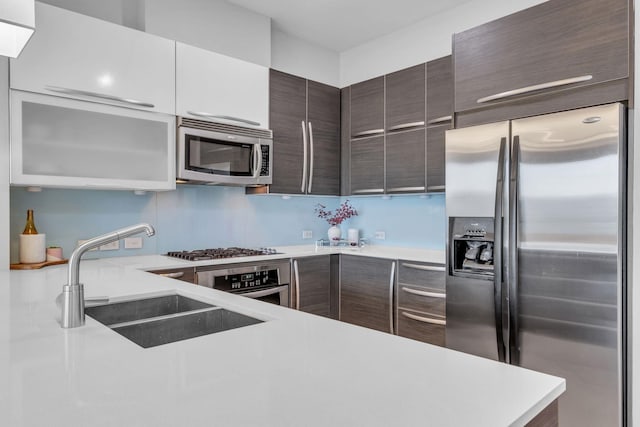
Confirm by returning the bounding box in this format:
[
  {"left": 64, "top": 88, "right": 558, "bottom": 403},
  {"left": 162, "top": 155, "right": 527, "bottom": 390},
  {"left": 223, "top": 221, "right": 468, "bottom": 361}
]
[{"left": 252, "top": 143, "right": 263, "bottom": 179}]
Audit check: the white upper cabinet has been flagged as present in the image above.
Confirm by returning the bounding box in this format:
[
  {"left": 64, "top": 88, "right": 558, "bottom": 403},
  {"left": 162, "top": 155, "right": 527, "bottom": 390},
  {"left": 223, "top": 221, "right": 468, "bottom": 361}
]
[
  {"left": 10, "top": 2, "right": 175, "bottom": 115},
  {"left": 176, "top": 42, "right": 269, "bottom": 128}
]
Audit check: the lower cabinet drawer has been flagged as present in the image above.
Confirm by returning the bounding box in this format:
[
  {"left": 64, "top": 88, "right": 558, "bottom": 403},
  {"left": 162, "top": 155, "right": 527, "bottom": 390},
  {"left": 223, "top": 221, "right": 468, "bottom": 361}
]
[
  {"left": 397, "top": 285, "right": 445, "bottom": 315},
  {"left": 397, "top": 309, "right": 446, "bottom": 347}
]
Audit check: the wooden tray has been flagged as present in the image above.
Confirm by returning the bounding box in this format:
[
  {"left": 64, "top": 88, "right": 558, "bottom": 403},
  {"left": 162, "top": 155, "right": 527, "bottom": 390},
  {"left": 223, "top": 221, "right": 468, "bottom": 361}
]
[{"left": 10, "top": 259, "right": 68, "bottom": 270}]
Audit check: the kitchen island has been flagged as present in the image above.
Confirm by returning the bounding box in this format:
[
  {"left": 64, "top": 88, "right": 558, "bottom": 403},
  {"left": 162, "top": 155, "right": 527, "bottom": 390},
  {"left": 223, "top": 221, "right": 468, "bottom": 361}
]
[{"left": 1, "top": 249, "right": 564, "bottom": 426}]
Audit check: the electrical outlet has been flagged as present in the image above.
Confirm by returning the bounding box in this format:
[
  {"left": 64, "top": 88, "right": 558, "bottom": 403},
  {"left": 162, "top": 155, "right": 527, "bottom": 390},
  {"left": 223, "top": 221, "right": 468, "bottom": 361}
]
[
  {"left": 302, "top": 230, "right": 313, "bottom": 239},
  {"left": 77, "top": 240, "right": 98, "bottom": 251},
  {"left": 374, "top": 231, "right": 386, "bottom": 240},
  {"left": 99, "top": 241, "right": 119, "bottom": 251},
  {"left": 124, "top": 237, "right": 143, "bottom": 249}
]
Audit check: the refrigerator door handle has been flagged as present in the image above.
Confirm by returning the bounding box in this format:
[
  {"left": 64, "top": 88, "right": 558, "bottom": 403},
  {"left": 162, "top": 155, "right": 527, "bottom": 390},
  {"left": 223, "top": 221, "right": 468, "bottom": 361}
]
[
  {"left": 494, "top": 137, "right": 507, "bottom": 363},
  {"left": 508, "top": 136, "right": 521, "bottom": 365}
]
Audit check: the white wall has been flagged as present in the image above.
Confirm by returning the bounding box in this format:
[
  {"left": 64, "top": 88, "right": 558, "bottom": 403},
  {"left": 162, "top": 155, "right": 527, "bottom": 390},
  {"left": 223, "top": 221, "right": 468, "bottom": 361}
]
[
  {"left": 271, "top": 28, "right": 340, "bottom": 87},
  {"left": 144, "top": 0, "right": 271, "bottom": 67},
  {"left": 0, "top": 58, "right": 8, "bottom": 269},
  {"left": 339, "top": 0, "right": 547, "bottom": 87}
]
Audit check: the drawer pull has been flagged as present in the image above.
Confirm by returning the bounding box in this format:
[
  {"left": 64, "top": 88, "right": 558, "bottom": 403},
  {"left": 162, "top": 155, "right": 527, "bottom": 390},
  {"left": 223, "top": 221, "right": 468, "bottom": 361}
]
[
  {"left": 401, "top": 263, "right": 445, "bottom": 272},
  {"left": 426, "top": 185, "right": 445, "bottom": 192},
  {"left": 46, "top": 85, "right": 155, "bottom": 108},
  {"left": 351, "top": 189, "right": 385, "bottom": 195},
  {"left": 387, "top": 121, "right": 425, "bottom": 132},
  {"left": 401, "top": 287, "right": 445, "bottom": 299},
  {"left": 387, "top": 186, "right": 426, "bottom": 193},
  {"left": 426, "top": 116, "right": 452, "bottom": 126},
  {"left": 476, "top": 75, "right": 593, "bottom": 104},
  {"left": 402, "top": 311, "right": 446, "bottom": 326},
  {"left": 352, "top": 129, "right": 384, "bottom": 138},
  {"left": 187, "top": 111, "right": 260, "bottom": 127}
]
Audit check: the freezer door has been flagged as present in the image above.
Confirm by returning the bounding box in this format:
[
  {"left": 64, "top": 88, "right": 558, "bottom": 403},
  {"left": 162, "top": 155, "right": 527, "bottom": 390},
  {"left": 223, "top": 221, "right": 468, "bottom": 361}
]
[
  {"left": 445, "top": 122, "right": 509, "bottom": 361},
  {"left": 511, "top": 103, "right": 623, "bottom": 427}
]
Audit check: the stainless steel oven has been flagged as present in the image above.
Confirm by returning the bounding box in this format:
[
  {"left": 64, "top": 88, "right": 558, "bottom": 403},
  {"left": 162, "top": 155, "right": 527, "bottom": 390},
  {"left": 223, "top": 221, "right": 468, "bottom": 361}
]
[
  {"left": 177, "top": 117, "right": 272, "bottom": 186},
  {"left": 195, "top": 260, "right": 290, "bottom": 307}
]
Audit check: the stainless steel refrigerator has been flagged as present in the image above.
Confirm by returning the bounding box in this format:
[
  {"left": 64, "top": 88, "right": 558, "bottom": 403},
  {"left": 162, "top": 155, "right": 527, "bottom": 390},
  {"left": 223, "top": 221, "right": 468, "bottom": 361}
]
[{"left": 445, "top": 103, "right": 625, "bottom": 426}]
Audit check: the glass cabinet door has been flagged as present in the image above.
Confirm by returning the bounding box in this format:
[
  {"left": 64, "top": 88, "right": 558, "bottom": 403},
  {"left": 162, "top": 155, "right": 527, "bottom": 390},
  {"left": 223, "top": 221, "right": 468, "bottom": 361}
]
[{"left": 11, "top": 90, "right": 175, "bottom": 191}]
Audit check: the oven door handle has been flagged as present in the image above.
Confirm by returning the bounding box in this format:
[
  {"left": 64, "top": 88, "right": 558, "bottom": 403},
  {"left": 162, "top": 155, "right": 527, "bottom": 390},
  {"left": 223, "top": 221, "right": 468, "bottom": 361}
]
[{"left": 239, "top": 285, "right": 288, "bottom": 299}]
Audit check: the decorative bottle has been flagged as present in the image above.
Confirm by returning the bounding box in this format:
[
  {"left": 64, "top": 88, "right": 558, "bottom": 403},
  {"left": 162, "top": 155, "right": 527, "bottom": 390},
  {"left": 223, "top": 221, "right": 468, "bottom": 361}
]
[{"left": 19, "top": 209, "right": 46, "bottom": 264}]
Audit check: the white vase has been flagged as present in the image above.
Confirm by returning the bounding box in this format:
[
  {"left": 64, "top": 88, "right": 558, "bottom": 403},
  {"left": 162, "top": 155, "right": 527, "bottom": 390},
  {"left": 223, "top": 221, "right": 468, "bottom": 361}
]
[{"left": 328, "top": 225, "right": 341, "bottom": 245}]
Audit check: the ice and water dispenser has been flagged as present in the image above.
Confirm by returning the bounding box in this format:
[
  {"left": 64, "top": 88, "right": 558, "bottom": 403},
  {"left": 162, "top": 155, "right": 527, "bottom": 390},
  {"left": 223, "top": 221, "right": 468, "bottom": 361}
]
[{"left": 449, "top": 217, "right": 495, "bottom": 280}]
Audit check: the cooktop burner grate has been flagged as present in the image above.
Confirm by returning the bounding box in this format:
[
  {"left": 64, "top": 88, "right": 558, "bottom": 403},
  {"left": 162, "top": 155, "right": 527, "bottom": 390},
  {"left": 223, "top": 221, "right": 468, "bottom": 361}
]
[{"left": 166, "top": 247, "right": 279, "bottom": 261}]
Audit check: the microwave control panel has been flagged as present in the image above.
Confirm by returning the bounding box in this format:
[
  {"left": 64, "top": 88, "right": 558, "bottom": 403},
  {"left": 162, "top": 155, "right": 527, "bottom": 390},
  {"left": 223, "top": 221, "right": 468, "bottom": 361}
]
[{"left": 260, "top": 145, "right": 270, "bottom": 176}]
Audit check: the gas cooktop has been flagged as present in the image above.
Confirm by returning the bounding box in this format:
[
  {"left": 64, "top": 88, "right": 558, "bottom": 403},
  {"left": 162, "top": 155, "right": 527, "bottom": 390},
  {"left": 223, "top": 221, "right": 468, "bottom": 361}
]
[{"left": 166, "top": 247, "right": 279, "bottom": 261}]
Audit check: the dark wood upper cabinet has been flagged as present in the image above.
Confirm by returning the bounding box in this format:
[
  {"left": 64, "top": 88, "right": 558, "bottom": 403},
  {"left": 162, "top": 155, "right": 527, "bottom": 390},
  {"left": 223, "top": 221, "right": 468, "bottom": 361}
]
[
  {"left": 385, "top": 129, "right": 426, "bottom": 193},
  {"left": 453, "top": 0, "right": 630, "bottom": 124},
  {"left": 307, "top": 81, "right": 341, "bottom": 195},
  {"left": 269, "top": 70, "right": 307, "bottom": 194},
  {"left": 340, "top": 255, "right": 395, "bottom": 333},
  {"left": 292, "top": 255, "right": 331, "bottom": 318},
  {"left": 350, "top": 76, "right": 384, "bottom": 138},
  {"left": 340, "top": 87, "right": 351, "bottom": 196},
  {"left": 350, "top": 135, "right": 384, "bottom": 195},
  {"left": 266, "top": 70, "right": 340, "bottom": 195},
  {"left": 385, "top": 64, "right": 426, "bottom": 131},
  {"left": 426, "top": 56, "right": 453, "bottom": 126}
]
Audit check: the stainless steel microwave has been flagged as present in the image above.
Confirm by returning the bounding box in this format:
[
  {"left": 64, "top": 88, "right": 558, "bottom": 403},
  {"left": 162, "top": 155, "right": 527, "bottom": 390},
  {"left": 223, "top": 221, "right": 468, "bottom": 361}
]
[{"left": 176, "top": 117, "right": 273, "bottom": 186}]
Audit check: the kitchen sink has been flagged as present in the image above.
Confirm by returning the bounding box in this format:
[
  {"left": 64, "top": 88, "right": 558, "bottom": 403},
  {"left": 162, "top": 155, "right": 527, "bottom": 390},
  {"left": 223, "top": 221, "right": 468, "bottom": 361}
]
[
  {"left": 85, "top": 294, "right": 214, "bottom": 325},
  {"left": 85, "top": 293, "right": 263, "bottom": 348}
]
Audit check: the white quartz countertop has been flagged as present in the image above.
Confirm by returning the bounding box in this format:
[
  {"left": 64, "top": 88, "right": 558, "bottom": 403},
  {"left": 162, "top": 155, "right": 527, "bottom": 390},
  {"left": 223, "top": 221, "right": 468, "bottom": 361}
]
[{"left": 1, "top": 251, "right": 564, "bottom": 427}]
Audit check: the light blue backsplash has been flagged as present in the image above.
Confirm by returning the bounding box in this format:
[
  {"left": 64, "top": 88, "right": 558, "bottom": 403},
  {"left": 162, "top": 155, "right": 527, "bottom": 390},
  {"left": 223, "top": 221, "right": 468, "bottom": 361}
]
[{"left": 9, "top": 186, "right": 445, "bottom": 263}]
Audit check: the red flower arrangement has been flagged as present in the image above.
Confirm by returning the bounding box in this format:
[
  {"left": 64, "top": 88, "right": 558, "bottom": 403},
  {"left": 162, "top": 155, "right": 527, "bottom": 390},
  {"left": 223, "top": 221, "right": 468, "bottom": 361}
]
[{"left": 315, "top": 200, "right": 358, "bottom": 226}]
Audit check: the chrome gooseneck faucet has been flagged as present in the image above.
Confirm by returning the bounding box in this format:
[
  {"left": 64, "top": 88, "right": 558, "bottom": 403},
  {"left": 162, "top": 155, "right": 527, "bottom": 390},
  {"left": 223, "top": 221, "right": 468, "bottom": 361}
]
[{"left": 60, "top": 223, "right": 156, "bottom": 328}]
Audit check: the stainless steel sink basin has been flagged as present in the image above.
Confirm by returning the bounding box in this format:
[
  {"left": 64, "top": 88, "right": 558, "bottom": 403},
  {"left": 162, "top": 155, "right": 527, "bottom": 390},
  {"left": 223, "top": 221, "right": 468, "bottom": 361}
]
[
  {"left": 112, "top": 308, "right": 263, "bottom": 348},
  {"left": 85, "top": 294, "right": 214, "bottom": 325},
  {"left": 85, "top": 293, "right": 263, "bottom": 348}
]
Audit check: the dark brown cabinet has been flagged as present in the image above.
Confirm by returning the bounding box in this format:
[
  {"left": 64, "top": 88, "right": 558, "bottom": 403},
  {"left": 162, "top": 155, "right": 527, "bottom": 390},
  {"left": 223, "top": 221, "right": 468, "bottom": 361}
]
[
  {"left": 292, "top": 255, "right": 331, "bottom": 318},
  {"left": 266, "top": 69, "right": 340, "bottom": 195},
  {"left": 340, "top": 255, "right": 396, "bottom": 333},
  {"left": 344, "top": 56, "right": 452, "bottom": 195},
  {"left": 395, "top": 260, "right": 446, "bottom": 347},
  {"left": 350, "top": 76, "right": 384, "bottom": 138},
  {"left": 453, "top": 0, "right": 630, "bottom": 126},
  {"left": 385, "top": 64, "right": 425, "bottom": 131},
  {"left": 385, "top": 129, "right": 426, "bottom": 193},
  {"left": 350, "top": 135, "right": 384, "bottom": 195},
  {"left": 148, "top": 267, "right": 196, "bottom": 284}
]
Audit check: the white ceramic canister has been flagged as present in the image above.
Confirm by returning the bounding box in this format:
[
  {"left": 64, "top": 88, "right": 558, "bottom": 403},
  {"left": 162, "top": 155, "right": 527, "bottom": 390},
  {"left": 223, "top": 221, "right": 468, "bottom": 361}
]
[{"left": 19, "top": 234, "right": 46, "bottom": 264}]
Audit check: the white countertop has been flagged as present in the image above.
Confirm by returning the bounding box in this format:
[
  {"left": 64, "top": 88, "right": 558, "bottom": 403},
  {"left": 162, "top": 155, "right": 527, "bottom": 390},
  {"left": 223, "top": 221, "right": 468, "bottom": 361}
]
[{"left": 1, "top": 250, "right": 564, "bottom": 427}]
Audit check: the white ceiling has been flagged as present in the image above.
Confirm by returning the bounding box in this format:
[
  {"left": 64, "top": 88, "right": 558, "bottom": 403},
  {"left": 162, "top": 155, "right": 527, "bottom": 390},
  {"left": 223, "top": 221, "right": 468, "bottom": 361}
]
[{"left": 226, "top": 0, "right": 475, "bottom": 52}]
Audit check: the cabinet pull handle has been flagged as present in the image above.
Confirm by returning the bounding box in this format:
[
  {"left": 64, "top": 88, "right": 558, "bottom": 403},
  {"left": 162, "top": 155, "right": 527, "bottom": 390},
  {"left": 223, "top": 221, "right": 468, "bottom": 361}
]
[
  {"left": 46, "top": 85, "right": 155, "bottom": 108},
  {"left": 401, "top": 263, "right": 445, "bottom": 272},
  {"left": 401, "top": 311, "right": 446, "bottom": 326},
  {"left": 301, "top": 121, "right": 308, "bottom": 193},
  {"left": 351, "top": 189, "right": 384, "bottom": 195},
  {"left": 476, "top": 75, "right": 593, "bottom": 104},
  {"left": 307, "top": 122, "right": 314, "bottom": 193},
  {"left": 186, "top": 111, "right": 260, "bottom": 127},
  {"left": 427, "top": 116, "right": 452, "bottom": 126},
  {"left": 293, "top": 260, "right": 300, "bottom": 310},
  {"left": 387, "top": 186, "right": 426, "bottom": 193},
  {"left": 426, "top": 185, "right": 445, "bottom": 192},
  {"left": 387, "top": 121, "right": 425, "bottom": 132},
  {"left": 401, "top": 287, "right": 445, "bottom": 299},
  {"left": 389, "top": 261, "right": 396, "bottom": 334},
  {"left": 352, "top": 129, "right": 384, "bottom": 138}
]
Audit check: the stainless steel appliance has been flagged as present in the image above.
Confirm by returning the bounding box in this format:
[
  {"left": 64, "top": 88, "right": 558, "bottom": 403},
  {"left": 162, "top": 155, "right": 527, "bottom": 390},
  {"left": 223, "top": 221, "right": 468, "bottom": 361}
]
[
  {"left": 196, "top": 261, "right": 290, "bottom": 307},
  {"left": 176, "top": 117, "right": 272, "bottom": 186},
  {"left": 445, "top": 103, "right": 625, "bottom": 426}
]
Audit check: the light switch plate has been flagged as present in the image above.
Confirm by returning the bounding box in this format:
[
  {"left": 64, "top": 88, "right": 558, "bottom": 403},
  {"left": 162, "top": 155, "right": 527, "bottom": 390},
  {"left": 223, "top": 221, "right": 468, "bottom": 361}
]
[
  {"left": 124, "top": 237, "right": 143, "bottom": 249},
  {"left": 302, "top": 230, "right": 313, "bottom": 239},
  {"left": 99, "top": 241, "right": 119, "bottom": 251},
  {"left": 374, "top": 231, "right": 386, "bottom": 240}
]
